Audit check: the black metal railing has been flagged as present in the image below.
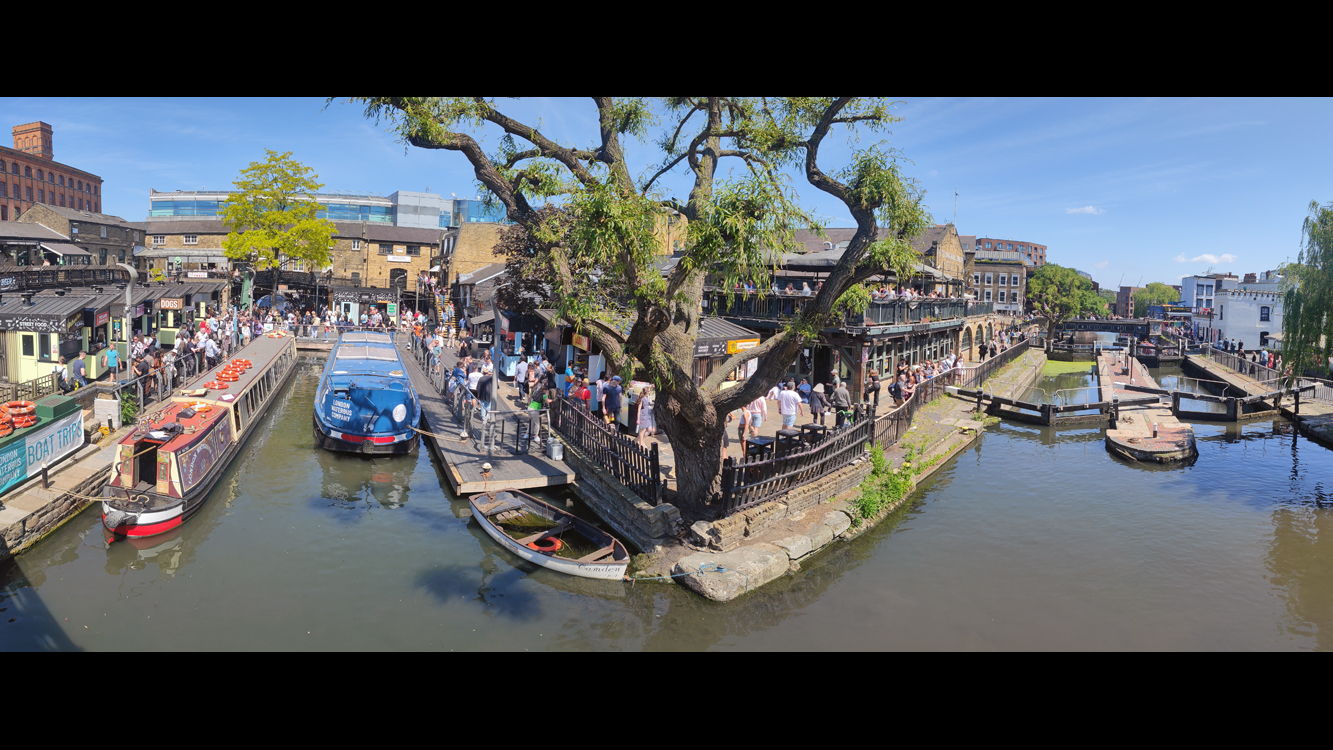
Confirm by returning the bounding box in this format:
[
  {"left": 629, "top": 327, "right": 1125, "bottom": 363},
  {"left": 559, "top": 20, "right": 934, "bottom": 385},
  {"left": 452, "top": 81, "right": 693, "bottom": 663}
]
[
  {"left": 873, "top": 368, "right": 958, "bottom": 450},
  {"left": 719, "top": 404, "right": 875, "bottom": 516},
  {"left": 0, "top": 266, "right": 131, "bottom": 292},
  {"left": 702, "top": 287, "right": 990, "bottom": 326},
  {"left": 549, "top": 395, "right": 663, "bottom": 506},
  {"left": 953, "top": 339, "right": 1031, "bottom": 390}
]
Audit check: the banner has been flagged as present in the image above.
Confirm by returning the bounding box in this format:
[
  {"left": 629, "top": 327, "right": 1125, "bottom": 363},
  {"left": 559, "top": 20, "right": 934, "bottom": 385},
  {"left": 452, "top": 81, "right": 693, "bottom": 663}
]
[
  {"left": 726, "top": 337, "right": 759, "bottom": 354},
  {"left": 0, "top": 413, "right": 85, "bottom": 496},
  {"left": 572, "top": 333, "right": 590, "bottom": 351},
  {"left": 95, "top": 310, "right": 109, "bottom": 327}
]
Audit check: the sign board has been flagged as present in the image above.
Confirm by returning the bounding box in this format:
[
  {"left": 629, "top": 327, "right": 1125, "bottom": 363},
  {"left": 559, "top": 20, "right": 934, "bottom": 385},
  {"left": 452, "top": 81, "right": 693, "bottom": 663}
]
[
  {"left": 187, "top": 271, "right": 209, "bottom": 279},
  {"left": 134, "top": 304, "right": 145, "bottom": 318},
  {"left": 572, "top": 333, "right": 590, "bottom": 351},
  {"left": 174, "top": 256, "right": 182, "bottom": 264},
  {"left": 385, "top": 255, "right": 413, "bottom": 263},
  {"left": 159, "top": 298, "right": 184, "bottom": 310},
  {"left": 862, "top": 345, "right": 870, "bottom": 363},
  {"left": 725, "top": 337, "right": 759, "bottom": 355},
  {"left": 0, "top": 276, "right": 17, "bottom": 291},
  {"left": 0, "top": 413, "right": 85, "bottom": 495},
  {"left": 95, "top": 310, "right": 109, "bottom": 327},
  {"left": 386, "top": 303, "right": 398, "bottom": 317}
]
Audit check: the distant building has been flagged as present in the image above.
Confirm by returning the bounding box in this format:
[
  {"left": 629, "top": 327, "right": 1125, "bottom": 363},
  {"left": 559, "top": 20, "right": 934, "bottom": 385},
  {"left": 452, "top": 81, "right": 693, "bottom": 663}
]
[
  {"left": 1180, "top": 273, "right": 1239, "bottom": 310},
  {"left": 913, "top": 224, "right": 966, "bottom": 294},
  {"left": 2, "top": 121, "right": 104, "bottom": 222},
  {"left": 968, "top": 250, "right": 1029, "bottom": 314},
  {"left": 1116, "top": 286, "right": 1142, "bottom": 317},
  {"left": 974, "top": 237, "right": 1046, "bottom": 266},
  {"left": 147, "top": 189, "right": 511, "bottom": 229},
  {"left": 15, "top": 204, "right": 141, "bottom": 267}
]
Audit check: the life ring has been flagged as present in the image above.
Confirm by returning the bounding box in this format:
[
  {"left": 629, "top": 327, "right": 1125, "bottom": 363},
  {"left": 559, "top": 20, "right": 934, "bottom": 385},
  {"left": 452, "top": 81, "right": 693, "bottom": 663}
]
[
  {"left": 233, "top": 359, "right": 251, "bottom": 369},
  {"left": 3, "top": 400, "right": 35, "bottom": 416},
  {"left": 218, "top": 372, "right": 238, "bottom": 382},
  {"left": 267, "top": 332, "right": 285, "bottom": 338},
  {"left": 12, "top": 414, "right": 37, "bottom": 429},
  {"left": 527, "top": 537, "right": 563, "bottom": 553},
  {"left": 190, "top": 403, "right": 211, "bottom": 412},
  {"left": 0, "top": 424, "right": 11, "bottom": 438},
  {"left": 0, "top": 412, "right": 10, "bottom": 426},
  {"left": 204, "top": 381, "right": 227, "bottom": 390}
]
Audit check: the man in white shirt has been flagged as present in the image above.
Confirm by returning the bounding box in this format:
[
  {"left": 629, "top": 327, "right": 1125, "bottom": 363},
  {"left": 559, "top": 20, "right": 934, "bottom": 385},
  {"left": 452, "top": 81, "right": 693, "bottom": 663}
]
[
  {"left": 467, "top": 368, "right": 483, "bottom": 397},
  {"left": 776, "top": 382, "right": 804, "bottom": 428}
]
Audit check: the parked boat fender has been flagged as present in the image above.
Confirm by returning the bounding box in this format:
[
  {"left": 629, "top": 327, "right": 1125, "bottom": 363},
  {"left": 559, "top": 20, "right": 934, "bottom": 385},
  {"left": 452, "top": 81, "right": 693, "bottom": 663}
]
[{"left": 528, "top": 537, "right": 563, "bottom": 553}]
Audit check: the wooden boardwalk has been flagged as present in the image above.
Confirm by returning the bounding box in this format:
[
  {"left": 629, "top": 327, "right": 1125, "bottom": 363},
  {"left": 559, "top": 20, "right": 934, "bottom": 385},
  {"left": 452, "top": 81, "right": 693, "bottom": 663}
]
[{"left": 398, "top": 341, "right": 574, "bottom": 495}]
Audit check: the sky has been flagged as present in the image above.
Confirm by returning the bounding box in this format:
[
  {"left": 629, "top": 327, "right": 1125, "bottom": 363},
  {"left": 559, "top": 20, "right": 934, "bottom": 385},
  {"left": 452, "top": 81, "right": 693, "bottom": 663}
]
[{"left": 4, "top": 97, "right": 1329, "bottom": 290}]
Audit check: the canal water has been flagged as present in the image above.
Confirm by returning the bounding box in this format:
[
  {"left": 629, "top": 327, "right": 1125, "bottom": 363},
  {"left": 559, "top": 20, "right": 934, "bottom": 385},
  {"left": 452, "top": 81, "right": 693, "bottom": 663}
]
[{"left": 3, "top": 355, "right": 1333, "bottom": 650}]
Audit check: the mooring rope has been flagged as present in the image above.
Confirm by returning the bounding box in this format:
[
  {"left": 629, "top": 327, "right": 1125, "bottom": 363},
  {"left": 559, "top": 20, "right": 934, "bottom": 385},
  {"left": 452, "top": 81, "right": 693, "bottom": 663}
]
[{"left": 626, "top": 562, "right": 748, "bottom": 592}]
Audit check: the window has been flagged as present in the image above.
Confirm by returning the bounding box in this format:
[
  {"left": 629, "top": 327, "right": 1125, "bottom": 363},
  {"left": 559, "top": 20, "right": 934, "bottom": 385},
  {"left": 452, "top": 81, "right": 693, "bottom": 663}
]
[
  {"left": 984, "top": 242, "right": 991, "bottom": 249},
  {"left": 10, "top": 163, "right": 18, "bottom": 174},
  {"left": 134, "top": 231, "right": 139, "bottom": 241},
  {"left": 985, "top": 273, "right": 993, "bottom": 285},
  {"left": 998, "top": 274, "right": 1007, "bottom": 286},
  {"left": 21, "top": 334, "right": 33, "bottom": 357},
  {"left": 999, "top": 290, "right": 1006, "bottom": 303},
  {"left": 58, "top": 175, "right": 64, "bottom": 186},
  {"left": 11, "top": 184, "right": 19, "bottom": 199},
  {"left": 35, "top": 169, "right": 43, "bottom": 181},
  {"left": 984, "top": 290, "right": 992, "bottom": 302},
  {"left": 25, "top": 166, "right": 32, "bottom": 177},
  {"left": 95, "top": 202, "right": 99, "bottom": 212},
  {"left": 153, "top": 235, "right": 165, "bottom": 246},
  {"left": 1260, "top": 306, "right": 1270, "bottom": 322},
  {"left": 406, "top": 245, "right": 421, "bottom": 256},
  {"left": 77, "top": 198, "right": 82, "bottom": 210},
  {"left": 1219, "top": 305, "right": 1223, "bottom": 321},
  {"left": 99, "top": 248, "right": 107, "bottom": 265},
  {"left": 37, "top": 189, "right": 44, "bottom": 203},
  {"left": 352, "top": 239, "right": 360, "bottom": 250},
  {"left": 378, "top": 243, "right": 392, "bottom": 255},
  {"left": 94, "top": 186, "right": 99, "bottom": 196},
  {"left": 59, "top": 194, "right": 65, "bottom": 207},
  {"left": 118, "top": 249, "right": 125, "bottom": 262},
  {"left": 184, "top": 234, "right": 198, "bottom": 245},
  {"left": 973, "top": 273, "right": 980, "bottom": 286},
  {"left": 100, "top": 226, "right": 107, "bottom": 238},
  {"left": 77, "top": 180, "right": 82, "bottom": 190}
]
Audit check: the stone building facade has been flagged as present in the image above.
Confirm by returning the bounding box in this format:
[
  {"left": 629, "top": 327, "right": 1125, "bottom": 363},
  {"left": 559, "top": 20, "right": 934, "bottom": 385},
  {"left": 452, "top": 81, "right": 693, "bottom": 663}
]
[
  {"left": 1, "top": 121, "right": 104, "bottom": 223},
  {"left": 16, "top": 204, "right": 141, "bottom": 266}
]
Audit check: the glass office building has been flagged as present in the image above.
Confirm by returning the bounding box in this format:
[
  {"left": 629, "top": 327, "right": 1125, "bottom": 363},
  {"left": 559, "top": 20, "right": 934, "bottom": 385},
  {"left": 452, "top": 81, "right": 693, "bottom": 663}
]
[{"left": 148, "top": 190, "right": 512, "bottom": 228}]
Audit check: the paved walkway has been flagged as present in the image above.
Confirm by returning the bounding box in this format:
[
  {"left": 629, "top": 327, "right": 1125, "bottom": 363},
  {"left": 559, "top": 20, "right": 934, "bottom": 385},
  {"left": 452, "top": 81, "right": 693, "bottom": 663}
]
[{"left": 1186, "top": 352, "right": 1333, "bottom": 445}]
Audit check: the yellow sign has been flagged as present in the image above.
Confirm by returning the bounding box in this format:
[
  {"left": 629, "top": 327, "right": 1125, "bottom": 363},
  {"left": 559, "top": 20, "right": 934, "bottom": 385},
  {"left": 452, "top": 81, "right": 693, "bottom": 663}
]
[
  {"left": 572, "top": 333, "right": 590, "bottom": 351},
  {"left": 726, "top": 338, "right": 760, "bottom": 354}
]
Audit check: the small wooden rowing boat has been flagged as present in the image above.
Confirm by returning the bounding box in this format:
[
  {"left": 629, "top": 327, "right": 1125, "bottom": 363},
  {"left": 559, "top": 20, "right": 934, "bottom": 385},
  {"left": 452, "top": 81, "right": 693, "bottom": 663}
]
[{"left": 469, "top": 489, "right": 629, "bottom": 580}]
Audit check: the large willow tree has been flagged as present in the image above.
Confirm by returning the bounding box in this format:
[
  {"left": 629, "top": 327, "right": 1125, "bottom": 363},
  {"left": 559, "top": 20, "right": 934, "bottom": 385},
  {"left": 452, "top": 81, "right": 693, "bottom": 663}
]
[
  {"left": 349, "top": 97, "right": 929, "bottom": 508},
  {"left": 1281, "top": 200, "right": 1333, "bottom": 379}
]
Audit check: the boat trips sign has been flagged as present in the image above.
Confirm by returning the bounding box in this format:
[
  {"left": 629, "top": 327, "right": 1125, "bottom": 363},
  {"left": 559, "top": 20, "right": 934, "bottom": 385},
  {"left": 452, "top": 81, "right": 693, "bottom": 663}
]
[{"left": 0, "top": 413, "right": 84, "bottom": 495}]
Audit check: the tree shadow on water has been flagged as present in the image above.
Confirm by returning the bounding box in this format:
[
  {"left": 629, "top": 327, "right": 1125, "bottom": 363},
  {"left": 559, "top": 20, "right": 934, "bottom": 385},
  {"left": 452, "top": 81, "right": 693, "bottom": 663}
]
[
  {"left": 415, "top": 559, "right": 544, "bottom": 622},
  {"left": 0, "top": 557, "right": 84, "bottom": 652}
]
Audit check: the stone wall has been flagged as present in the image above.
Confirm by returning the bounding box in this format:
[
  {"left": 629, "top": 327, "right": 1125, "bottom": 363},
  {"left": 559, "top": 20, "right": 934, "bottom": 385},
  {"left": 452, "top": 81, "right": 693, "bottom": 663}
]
[
  {"left": 690, "top": 457, "right": 872, "bottom": 553},
  {"left": 0, "top": 460, "right": 108, "bottom": 562},
  {"left": 558, "top": 436, "right": 683, "bottom": 553}
]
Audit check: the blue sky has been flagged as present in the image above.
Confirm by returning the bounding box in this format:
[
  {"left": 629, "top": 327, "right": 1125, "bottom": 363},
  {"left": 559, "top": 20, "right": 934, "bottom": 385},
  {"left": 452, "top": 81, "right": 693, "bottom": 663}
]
[{"left": 4, "top": 97, "right": 1328, "bottom": 289}]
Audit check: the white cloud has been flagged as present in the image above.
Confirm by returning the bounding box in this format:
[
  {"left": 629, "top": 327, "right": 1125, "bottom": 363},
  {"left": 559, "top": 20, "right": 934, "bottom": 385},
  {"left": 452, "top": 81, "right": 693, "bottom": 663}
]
[
  {"left": 1173, "top": 253, "right": 1236, "bottom": 264},
  {"left": 1094, "top": 260, "right": 1109, "bottom": 269},
  {"left": 1066, "top": 205, "right": 1105, "bottom": 214}
]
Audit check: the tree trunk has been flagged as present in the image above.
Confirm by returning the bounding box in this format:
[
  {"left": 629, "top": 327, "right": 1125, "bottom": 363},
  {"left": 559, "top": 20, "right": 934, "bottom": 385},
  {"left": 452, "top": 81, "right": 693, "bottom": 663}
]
[{"left": 654, "top": 390, "right": 724, "bottom": 517}]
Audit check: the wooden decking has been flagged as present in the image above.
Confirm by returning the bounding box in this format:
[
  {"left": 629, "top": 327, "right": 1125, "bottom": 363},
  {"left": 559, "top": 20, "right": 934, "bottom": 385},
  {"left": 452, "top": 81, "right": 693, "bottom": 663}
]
[{"left": 398, "top": 341, "right": 574, "bottom": 495}]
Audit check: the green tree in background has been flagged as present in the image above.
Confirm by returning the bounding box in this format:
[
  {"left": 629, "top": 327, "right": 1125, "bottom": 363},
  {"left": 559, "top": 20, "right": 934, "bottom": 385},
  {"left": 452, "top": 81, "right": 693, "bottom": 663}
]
[
  {"left": 1132, "top": 282, "right": 1179, "bottom": 318},
  {"left": 347, "top": 97, "right": 930, "bottom": 506},
  {"left": 1096, "top": 288, "right": 1117, "bottom": 308},
  {"left": 1027, "top": 264, "right": 1104, "bottom": 338},
  {"left": 220, "top": 150, "right": 336, "bottom": 306},
  {"left": 1281, "top": 200, "right": 1333, "bottom": 379}
]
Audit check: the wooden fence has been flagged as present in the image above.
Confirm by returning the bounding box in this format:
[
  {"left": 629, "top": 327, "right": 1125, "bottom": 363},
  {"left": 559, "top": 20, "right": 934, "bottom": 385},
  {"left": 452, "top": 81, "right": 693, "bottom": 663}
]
[
  {"left": 0, "top": 373, "right": 61, "bottom": 404},
  {"left": 549, "top": 396, "right": 663, "bottom": 507}
]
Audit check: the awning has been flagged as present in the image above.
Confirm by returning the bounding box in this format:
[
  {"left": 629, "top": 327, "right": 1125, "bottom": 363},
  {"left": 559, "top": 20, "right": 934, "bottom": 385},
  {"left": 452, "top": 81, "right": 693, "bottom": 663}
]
[
  {"left": 41, "top": 242, "right": 92, "bottom": 257},
  {"left": 429, "top": 265, "right": 441, "bottom": 272},
  {"left": 470, "top": 310, "right": 496, "bottom": 325}
]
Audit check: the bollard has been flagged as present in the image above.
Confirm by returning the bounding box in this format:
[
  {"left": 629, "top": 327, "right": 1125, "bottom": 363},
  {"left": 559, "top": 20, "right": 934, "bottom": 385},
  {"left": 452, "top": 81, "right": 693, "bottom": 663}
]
[
  {"left": 1152, "top": 423, "right": 1158, "bottom": 438},
  {"left": 41, "top": 462, "right": 48, "bottom": 490}
]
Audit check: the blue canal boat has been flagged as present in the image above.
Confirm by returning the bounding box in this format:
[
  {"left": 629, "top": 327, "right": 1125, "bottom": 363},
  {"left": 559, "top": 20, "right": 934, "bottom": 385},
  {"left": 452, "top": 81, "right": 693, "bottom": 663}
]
[{"left": 313, "top": 331, "right": 421, "bottom": 455}]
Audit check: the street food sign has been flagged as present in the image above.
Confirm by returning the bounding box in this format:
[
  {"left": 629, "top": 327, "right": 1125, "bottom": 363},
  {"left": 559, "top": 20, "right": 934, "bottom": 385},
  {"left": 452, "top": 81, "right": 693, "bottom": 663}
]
[
  {"left": 159, "top": 298, "right": 184, "bottom": 310},
  {"left": 95, "top": 310, "right": 110, "bottom": 327}
]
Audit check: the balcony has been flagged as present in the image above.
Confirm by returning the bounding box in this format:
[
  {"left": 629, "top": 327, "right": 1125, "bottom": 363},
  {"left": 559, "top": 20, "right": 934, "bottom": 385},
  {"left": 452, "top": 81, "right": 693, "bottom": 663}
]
[{"left": 703, "top": 287, "right": 990, "bottom": 329}]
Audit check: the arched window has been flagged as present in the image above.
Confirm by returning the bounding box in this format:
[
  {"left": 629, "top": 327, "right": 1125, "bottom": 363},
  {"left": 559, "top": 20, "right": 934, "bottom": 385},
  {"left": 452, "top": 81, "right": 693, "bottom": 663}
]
[
  {"left": 58, "top": 175, "right": 64, "bottom": 186},
  {"left": 10, "top": 163, "right": 17, "bottom": 174},
  {"left": 1259, "top": 306, "right": 1270, "bottom": 322},
  {"left": 35, "top": 169, "right": 42, "bottom": 181},
  {"left": 25, "top": 166, "right": 32, "bottom": 177},
  {"left": 76, "top": 180, "right": 82, "bottom": 190},
  {"left": 59, "top": 194, "right": 65, "bottom": 207}
]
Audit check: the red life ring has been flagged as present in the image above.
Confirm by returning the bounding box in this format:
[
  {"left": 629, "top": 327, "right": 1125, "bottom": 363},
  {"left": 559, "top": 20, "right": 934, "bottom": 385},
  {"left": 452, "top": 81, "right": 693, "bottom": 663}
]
[
  {"left": 3, "top": 400, "right": 35, "bottom": 416},
  {"left": 527, "top": 537, "right": 563, "bottom": 553},
  {"left": 0, "top": 424, "right": 11, "bottom": 438},
  {"left": 218, "top": 372, "right": 239, "bottom": 382},
  {"left": 0, "top": 412, "right": 10, "bottom": 426},
  {"left": 12, "top": 414, "right": 37, "bottom": 429},
  {"left": 204, "top": 381, "right": 228, "bottom": 390}
]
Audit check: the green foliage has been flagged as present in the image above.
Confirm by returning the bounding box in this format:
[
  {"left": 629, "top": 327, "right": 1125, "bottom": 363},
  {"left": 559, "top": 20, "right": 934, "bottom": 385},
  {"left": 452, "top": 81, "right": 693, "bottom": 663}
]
[
  {"left": 1027, "top": 264, "right": 1103, "bottom": 328},
  {"left": 1132, "top": 282, "right": 1179, "bottom": 317},
  {"left": 1282, "top": 201, "right": 1333, "bottom": 379},
  {"left": 219, "top": 150, "right": 336, "bottom": 278},
  {"left": 870, "top": 443, "right": 888, "bottom": 476},
  {"left": 119, "top": 391, "right": 138, "bottom": 424}
]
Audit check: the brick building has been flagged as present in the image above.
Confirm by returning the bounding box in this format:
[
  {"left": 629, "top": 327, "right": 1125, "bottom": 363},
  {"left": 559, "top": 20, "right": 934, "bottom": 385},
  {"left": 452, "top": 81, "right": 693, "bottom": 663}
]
[
  {"left": 965, "top": 250, "right": 1029, "bottom": 314},
  {"left": 1116, "top": 285, "right": 1143, "bottom": 317},
  {"left": 975, "top": 237, "right": 1046, "bottom": 266},
  {"left": 14, "top": 204, "right": 141, "bottom": 266},
  {"left": 1, "top": 122, "right": 104, "bottom": 222},
  {"left": 913, "top": 224, "right": 966, "bottom": 294}
]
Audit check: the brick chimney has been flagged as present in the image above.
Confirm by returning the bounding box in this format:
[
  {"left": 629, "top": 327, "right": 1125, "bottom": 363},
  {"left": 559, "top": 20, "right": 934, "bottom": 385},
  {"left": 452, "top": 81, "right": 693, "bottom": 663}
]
[{"left": 12, "top": 121, "right": 53, "bottom": 161}]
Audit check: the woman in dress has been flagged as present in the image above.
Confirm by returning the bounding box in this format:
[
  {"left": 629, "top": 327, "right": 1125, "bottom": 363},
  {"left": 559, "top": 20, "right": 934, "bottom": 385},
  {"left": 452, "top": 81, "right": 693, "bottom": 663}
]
[{"left": 637, "top": 386, "right": 657, "bottom": 449}]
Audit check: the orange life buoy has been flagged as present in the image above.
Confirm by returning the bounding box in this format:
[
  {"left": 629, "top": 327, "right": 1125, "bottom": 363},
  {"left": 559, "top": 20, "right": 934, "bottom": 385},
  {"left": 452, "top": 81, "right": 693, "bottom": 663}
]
[
  {"left": 527, "top": 537, "right": 563, "bottom": 553},
  {"left": 0, "top": 412, "right": 11, "bottom": 426},
  {"left": 12, "top": 414, "right": 37, "bottom": 429},
  {"left": 189, "top": 402, "right": 211, "bottom": 413},
  {"left": 218, "top": 372, "right": 238, "bottom": 382},
  {"left": 267, "top": 332, "right": 285, "bottom": 338},
  {"left": 3, "top": 400, "right": 35, "bottom": 416},
  {"left": 0, "top": 424, "right": 11, "bottom": 437},
  {"left": 204, "top": 381, "right": 227, "bottom": 390}
]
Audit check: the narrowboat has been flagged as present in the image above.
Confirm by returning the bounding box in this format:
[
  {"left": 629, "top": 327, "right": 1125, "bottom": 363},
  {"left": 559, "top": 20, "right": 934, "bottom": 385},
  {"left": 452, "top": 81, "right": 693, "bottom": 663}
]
[
  {"left": 469, "top": 489, "right": 630, "bottom": 580},
  {"left": 101, "top": 332, "right": 299, "bottom": 538},
  {"left": 312, "top": 331, "right": 420, "bottom": 455}
]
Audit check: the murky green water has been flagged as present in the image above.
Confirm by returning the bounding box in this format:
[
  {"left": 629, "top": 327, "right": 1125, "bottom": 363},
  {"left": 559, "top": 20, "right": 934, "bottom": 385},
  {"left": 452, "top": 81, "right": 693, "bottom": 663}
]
[{"left": 3, "top": 355, "right": 1333, "bottom": 650}]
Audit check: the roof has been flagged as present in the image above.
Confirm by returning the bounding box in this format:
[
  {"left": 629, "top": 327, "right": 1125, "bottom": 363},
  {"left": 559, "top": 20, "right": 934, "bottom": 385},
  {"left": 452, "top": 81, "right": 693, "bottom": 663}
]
[
  {"left": 141, "top": 220, "right": 230, "bottom": 235},
  {"left": 910, "top": 224, "right": 956, "bottom": 255},
  {"left": 789, "top": 228, "right": 861, "bottom": 255},
  {"left": 698, "top": 316, "right": 759, "bottom": 342},
  {"left": 0, "top": 292, "right": 97, "bottom": 323},
  {"left": 974, "top": 250, "right": 1031, "bottom": 264},
  {"left": 137, "top": 247, "right": 230, "bottom": 259},
  {"left": 0, "top": 223, "right": 67, "bottom": 241},
  {"left": 33, "top": 205, "right": 138, "bottom": 227},
  {"left": 458, "top": 262, "right": 506, "bottom": 285}
]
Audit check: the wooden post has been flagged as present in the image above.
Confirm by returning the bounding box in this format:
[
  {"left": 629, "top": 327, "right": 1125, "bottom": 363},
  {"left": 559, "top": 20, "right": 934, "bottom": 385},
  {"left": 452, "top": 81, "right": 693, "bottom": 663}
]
[
  {"left": 41, "top": 462, "right": 48, "bottom": 490},
  {"left": 1294, "top": 389, "right": 1301, "bottom": 415},
  {"left": 650, "top": 442, "right": 661, "bottom": 507}
]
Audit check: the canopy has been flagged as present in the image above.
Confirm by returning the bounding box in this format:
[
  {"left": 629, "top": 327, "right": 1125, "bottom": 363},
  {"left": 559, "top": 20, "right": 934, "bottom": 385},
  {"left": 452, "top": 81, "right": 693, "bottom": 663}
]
[{"left": 40, "top": 242, "right": 92, "bottom": 257}]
